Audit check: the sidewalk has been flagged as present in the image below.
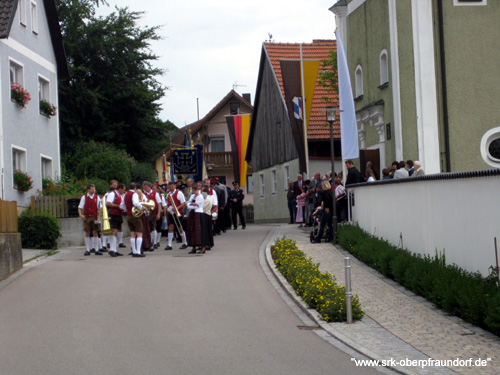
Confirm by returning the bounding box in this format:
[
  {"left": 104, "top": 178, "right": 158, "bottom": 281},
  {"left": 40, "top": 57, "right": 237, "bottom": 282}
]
[{"left": 266, "top": 224, "right": 500, "bottom": 375}]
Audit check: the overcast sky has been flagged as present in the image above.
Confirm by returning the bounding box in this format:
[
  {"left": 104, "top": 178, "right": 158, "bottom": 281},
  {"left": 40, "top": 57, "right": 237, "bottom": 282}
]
[{"left": 97, "top": 1, "right": 337, "bottom": 128}]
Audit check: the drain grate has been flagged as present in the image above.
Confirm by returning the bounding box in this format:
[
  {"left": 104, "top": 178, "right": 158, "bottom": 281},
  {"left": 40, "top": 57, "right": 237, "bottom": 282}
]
[{"left": 297, "top": 325, "right": 321, "bottom": 330}]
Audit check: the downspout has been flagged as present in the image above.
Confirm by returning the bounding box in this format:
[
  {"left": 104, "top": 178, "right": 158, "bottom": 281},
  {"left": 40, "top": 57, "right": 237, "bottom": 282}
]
[{"left": 437, "top": 0, "right": 451, "bottom": 172}]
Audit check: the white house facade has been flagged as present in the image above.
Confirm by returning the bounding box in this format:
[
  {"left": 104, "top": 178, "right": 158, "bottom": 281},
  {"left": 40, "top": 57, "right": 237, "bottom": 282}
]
[{"left": 0, "top": 0, "right": 68, "bottom": 206}]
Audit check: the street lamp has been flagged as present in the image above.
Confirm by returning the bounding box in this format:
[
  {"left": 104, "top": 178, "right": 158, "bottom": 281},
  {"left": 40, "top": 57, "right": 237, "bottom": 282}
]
[{"left": 324, "top": 106, "right": 341, "bottom": 243}]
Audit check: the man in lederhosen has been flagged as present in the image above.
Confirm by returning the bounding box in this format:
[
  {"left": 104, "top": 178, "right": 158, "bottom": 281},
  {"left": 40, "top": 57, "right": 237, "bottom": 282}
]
[
  {"left": 120, "top": 182, "right": 146, "bottom": 257},
  {"left": 78, "top": 184, "right": 102, "bottom": 256},
  {"left": 105, "top": 182, "right": 125, "bottom": 257},
  {"left": 165, "top": 181, "right": 188, "bottom": 250}
]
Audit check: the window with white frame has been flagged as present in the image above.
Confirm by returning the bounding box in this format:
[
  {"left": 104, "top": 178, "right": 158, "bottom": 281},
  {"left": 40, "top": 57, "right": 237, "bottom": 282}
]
[
  {"left": 271, "top": 169, "right": 277, "bottom": 194},
  {"left": 210, "top": 135, "right": 225, "bottom": 152},
  {"left": 246, "top": 175, "right": 253, "bottom": 194},
  {"left": 41, "top": 156, "right": 53, "bottom": 179},
  {"left": 283, "top": 165, "right": 290, "bottom": 190},
  {"left": 379, "top": 50, "right": 389, "bottom": 86},
  {"left": 19, "top": 0, "right": 27, "bottom": 26},
  {"left": 259, "top": 173, "right": 265, "bottom": 197},
  {"left": 38, "top": 76, "right": 49, "bottom": 101},
  {"left": 9, "top": 60, "right": 23, "bottom": 86},
  {"left": 31, "top": 1, "right": 38, "bottom": 34},
  {"left": 355, "top": 65, "right": 363, "bottom": 98},
  {"left": 12, "top": 147, "right": 27, "bottom": 173}
]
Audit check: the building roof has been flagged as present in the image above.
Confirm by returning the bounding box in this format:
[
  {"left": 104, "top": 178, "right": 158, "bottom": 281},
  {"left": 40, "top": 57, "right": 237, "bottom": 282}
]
[
  {"left": 0, "top": 0, "right": 69, "bottom": 78},
  {"left": 0, "top": 0, "right": 17, "bottom": 38},
  {"left": 156, "top": 90, "right": 253, "bottom": 160},
  {"left": 263, "top": 40, "right": 339, "bottom": 139}
]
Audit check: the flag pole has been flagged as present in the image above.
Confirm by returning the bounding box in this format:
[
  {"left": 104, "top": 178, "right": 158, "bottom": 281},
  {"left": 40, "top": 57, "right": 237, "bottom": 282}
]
[{"left": 300, "top": 44, "right": 310, "bottom": 177}]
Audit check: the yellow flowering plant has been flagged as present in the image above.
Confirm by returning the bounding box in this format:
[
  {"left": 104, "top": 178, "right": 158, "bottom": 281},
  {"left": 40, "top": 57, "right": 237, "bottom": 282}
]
[{"left": 272, "top": 238, "right": 364, "bottom": 322}]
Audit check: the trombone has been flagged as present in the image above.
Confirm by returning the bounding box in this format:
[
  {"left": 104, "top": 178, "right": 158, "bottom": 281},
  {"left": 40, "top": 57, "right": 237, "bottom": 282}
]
[{"left": 167, "top": 193, "right": 183, "bottom": 233}]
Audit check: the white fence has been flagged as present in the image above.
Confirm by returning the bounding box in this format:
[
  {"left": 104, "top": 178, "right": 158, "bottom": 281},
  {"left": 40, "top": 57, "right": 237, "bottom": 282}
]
[{"left": 349, "top": 169, "right": 500, "bottom": 277}]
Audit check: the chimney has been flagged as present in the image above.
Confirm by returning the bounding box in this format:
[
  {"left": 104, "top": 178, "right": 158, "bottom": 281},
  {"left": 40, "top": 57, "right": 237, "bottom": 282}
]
[{"left": 243, "top": 93, "right": 252, "bottom": 104}]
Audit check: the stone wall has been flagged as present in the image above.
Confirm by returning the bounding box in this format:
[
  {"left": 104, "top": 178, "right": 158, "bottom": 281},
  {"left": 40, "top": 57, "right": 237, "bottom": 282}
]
[
  {"left": 57, "top": 218, "right": 131, "bottom": 247},
  {"left": 0, "top": 233, "right": 23, "bottom": 282}
]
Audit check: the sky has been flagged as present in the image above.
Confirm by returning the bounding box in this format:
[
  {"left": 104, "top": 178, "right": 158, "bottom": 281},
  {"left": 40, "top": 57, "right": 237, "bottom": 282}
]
[{"left": 97, "top": 0, "right": 337, "bottom": 128}]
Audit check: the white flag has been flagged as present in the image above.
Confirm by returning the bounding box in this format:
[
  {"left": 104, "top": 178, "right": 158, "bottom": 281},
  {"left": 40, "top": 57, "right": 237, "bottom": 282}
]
[{"left": 335, "top": 30, "right": 359, "bottom": 160}]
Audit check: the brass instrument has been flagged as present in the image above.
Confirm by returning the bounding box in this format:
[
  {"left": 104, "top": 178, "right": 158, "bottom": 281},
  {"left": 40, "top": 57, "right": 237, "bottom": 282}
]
[
  {"left": 101, "top": 197, "right": 114, "bottom": 235},
  {"left": 167, "top": 193, "right": 182, "bottom": 233},
  {"left": 132, "top": 200, "right": 155, "bottom": 217}
]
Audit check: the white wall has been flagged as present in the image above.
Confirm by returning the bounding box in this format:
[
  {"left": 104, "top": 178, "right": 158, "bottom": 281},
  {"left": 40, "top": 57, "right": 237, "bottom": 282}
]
[{"left": 350, "top": 172, "right": 500, "bottom": 276}]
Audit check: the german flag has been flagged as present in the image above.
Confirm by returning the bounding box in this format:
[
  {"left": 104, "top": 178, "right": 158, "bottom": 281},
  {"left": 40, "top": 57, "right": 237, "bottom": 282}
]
[{"left": 226, "top": 114, "right": 251, "bottom": 187}]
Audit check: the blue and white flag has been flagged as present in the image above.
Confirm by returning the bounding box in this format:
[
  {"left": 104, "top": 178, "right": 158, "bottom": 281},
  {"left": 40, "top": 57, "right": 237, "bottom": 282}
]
[
  {"left": 292, "top": 96, "right": 303, "bottom": 120},
  {"left": 335, "top": 30, "right": 359, "bottom": 160}
]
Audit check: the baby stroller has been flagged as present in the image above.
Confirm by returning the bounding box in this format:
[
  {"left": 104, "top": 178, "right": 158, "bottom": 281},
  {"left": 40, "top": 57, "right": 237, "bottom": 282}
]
[{"left": 309, "top": 206, "right": 331, "bottom": 243}]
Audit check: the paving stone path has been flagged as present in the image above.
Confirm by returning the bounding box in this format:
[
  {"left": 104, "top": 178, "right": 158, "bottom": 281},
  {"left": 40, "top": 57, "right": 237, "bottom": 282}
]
[{"left": 273, "top": 224, "right": 500, "bottom": 375}]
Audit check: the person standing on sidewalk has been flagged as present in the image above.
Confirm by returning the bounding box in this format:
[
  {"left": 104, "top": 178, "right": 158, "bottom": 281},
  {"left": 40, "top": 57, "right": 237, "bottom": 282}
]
[
  {"left": 311, "top": 180, "right": 334, "bottom": 243},
  {"left": 78, "top": 184, "right": 102, "bottom": 256},
  {"left": 229, "top": 182, "right": 245, "bottom": 230},
  {"left": 286, "top": 181, "right": 297, "bottom": 224}
]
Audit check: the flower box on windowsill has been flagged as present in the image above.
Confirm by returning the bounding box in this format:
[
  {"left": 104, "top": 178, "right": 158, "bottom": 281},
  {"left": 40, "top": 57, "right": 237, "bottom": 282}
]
[
  {"left": 39, "top": 99, "right": 57, "bottom": 118},
  {"left": 11, "top": 83, "right": 31, "bottom": 108},
  {"left": 13, "top": 170, "right": 34, "bottom": 192}
]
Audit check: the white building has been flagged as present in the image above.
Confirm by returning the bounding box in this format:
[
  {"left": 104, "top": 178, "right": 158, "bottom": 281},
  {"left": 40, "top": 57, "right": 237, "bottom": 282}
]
[{"left": 0, "top": 0, "right": 68, "bottom": 206}]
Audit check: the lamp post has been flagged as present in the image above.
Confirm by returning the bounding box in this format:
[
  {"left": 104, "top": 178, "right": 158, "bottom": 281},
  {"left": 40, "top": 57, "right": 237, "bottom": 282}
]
[{"left": 325, "top": 106, "right": 340, "bottom": 243}]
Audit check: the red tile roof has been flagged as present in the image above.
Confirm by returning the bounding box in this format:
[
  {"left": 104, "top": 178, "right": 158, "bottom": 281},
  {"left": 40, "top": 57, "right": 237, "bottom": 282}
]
[{"left": 264, "top": 40, "right": 339, "bottom": 139}]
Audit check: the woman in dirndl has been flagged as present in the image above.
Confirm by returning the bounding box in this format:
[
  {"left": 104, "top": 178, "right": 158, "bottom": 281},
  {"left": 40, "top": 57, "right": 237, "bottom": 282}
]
[{"left": 187, "top": 185, "right": 204, "bottom": 253}]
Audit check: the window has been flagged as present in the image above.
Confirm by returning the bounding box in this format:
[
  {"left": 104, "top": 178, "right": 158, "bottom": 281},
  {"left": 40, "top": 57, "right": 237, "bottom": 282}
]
[
  {"left": 283, "top": 165, "right": 290, "bottom": 190},
  {"left": 41, "top": 156, "right": 53, "bottom": 179},
  {"left": 31, "top": 1, "right": 38, "bottom": 34},
  {"left": 379, "top": 50, "right": 389, "bottom": 86},
  {"left": 259, "top": 173, "right": 265, "bottom": 197},
  {"left": 19, "top": 0, "right": 27, "bottom": 26},
  {"left": 9, "top": 60, "right": 23, "bottom": 86},
  {"left": 209, "top": 135, "right": 225, "bottom": 152},
  {"left": 480, "top": 127, "right": 500, "bottom": 168},
  {"left": 246, "top": 175, "right": 253, "bottom": 194},
  {"left": 229, "top": 102, "right": 240, "bottom": 115},
  {"left": 355, "top": 65, "right": 363, "bottom": 98},
  {"left": 38, "top": 76, "right": 49, "bottom": 101},
  {"left": 454, "top": 0, "right": 486, "bottom": 5},
  {"left": 271, "top": 169, "right": 277, "bottom": 194},
  {"left": 12, "top": 148, "right": 26, "bottom": 172}
]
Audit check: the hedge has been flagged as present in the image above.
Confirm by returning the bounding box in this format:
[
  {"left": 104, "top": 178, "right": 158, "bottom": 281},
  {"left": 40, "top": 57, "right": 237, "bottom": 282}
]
[
  {"left": 18, "top": 210, "right": 61, "bottom": 250},
  {"left": 337, "top": 224, "right": 500, "bottom": 336}
]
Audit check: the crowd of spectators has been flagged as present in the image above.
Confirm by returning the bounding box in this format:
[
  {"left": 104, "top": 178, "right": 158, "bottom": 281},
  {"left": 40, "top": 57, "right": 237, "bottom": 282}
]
[{"left": 286, "top": 159, "right": 425, "bottom": 242}]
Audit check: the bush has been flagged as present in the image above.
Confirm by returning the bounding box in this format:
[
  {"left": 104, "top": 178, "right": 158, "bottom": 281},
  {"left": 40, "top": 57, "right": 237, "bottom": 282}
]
[
  {"left": 75, "top": 151, "right": 132, "bottom": 184},
  {"left": 18, "top": 210, "right": 60, "bottom": 250},
  {"left": 40, "top": 176, "right": 109, "bottom": 196},
  {"left": 131, "top": 162, "right": 156, "bottom": 184},
  {"left": 272, "top": 238, "right": 364, "bottom": 322},
  {"left": 337, "top": 224, "right": 500, "bottom": 337}
]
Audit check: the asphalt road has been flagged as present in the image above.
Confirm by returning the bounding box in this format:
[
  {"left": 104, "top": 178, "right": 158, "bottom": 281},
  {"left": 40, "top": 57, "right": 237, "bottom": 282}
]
[{"left": 0, "top": 225, "right": 380, "bottom": 375}]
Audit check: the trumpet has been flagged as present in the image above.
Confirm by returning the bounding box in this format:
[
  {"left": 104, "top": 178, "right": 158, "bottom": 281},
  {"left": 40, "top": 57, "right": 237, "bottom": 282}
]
[
  {"left": 132, "top": 200, "right": 155, "bottom": 217},
  {"left": 167, "top": 193, "right": 182, "bottom": 233},
  {"left": 101, "top": 197, "right": 114, "bottom": 235}
]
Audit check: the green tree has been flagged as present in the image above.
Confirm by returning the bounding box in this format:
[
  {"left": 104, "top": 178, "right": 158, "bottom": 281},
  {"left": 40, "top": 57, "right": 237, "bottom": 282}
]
[
  {"left": 56, "top": 1, "right": 176, "bottom": 163},
  {"left": 318, "top": 49, "right": 338, "bottom": 102}
]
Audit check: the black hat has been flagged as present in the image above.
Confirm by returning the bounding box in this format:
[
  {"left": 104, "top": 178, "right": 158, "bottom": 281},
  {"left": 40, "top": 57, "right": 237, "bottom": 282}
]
[{"left": 232, "top": 181, "right": 239, "bottom": 186}]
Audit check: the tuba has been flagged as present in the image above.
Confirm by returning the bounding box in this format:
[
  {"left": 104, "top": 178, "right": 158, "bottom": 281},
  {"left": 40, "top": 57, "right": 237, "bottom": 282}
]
[
  {"left": 101, "top": 197, "right": 114, "bottom": 235},
  {"left": 132, "top": 200, "right": 155, "bottom": 217}
]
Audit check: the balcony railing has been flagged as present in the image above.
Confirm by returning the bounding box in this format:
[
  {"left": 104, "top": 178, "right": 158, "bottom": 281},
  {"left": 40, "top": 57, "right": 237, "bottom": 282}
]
[{"left": 204, "top": 152, "right": 233, "bottom": 168}]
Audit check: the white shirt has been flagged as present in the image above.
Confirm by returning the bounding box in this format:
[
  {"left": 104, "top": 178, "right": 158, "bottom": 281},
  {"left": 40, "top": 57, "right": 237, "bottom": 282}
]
[
  {"left": 209, "top": 188, "right": 218, "bottom": 207},
  {"left": 106, "top": 191, "right": 118, "bottom": 204},
  {"left": 188, "top": 193, "right": 205, "bottom": 213}
]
